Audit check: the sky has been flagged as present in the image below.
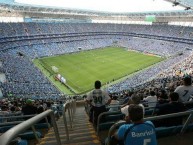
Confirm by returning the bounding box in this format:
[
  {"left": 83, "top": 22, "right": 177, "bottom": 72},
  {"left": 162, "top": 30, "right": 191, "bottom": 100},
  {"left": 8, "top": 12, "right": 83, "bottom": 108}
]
[{"left": 15, "top": 0, "right": 184, "bottom": 13}]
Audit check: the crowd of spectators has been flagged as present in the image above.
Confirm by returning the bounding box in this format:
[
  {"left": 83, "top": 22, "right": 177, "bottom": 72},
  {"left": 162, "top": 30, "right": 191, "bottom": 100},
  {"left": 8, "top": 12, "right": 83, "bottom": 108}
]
[
  {"left": 108, "top": 49, "right": 192, "bottom": 93},
  {"left": 118, "top": 37, "right": 191, "bottom": 57},
  {"left": 0, "top": 23, "right": 193, "bottom": 58},
  {"left": 0, "top": 53, "right": 61, "bottom": 98},
  {"left": 1, "top": 22, "right": 193, "bottom": 145},
  {"left": 1, "top": 23, "right": 193, "bottom": 39},
  {"left": 0, "top": 22, "right": 193, "bottom": 99},
  {"left": 0, "top": 97, "right": 64, "bottom": 123}
]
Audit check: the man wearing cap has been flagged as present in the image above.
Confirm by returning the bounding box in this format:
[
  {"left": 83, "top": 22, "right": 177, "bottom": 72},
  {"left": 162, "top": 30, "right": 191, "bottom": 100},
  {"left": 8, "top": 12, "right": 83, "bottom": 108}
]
[{"left": 22, "top": 99, "right": 37, "bottom": 120}]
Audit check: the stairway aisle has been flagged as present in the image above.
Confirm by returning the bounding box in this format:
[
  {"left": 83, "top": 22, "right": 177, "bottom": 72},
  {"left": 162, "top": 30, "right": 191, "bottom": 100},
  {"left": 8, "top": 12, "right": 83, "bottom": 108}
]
[{"left": 39, "top": 105, "right": 101, "bottom": 145}]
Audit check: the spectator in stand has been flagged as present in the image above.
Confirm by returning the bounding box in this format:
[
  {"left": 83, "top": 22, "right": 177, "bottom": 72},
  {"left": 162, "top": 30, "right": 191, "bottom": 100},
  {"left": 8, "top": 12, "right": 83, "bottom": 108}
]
[
  {"left": 0, "top": 105, "right": 10, "bottom": 123},
  {"left": 108, "top": 96, "right": 120, "bottom": 112},
  {"left": 22, "top": 99, "right": 37, "bottom": 120},
  {"left": 113, "top": 104, "right": 157, "bottom": 145},
  {"left": 156, "top": 89, "right": 169, "bottom": 106},
  {"left": 37, "top": 105, "right": 47, "bottom": 123},
  {"left": 86, "top": 80, "right": 111, "bottom": 126},
  {"left": 121, "top": 93, "right": 144, "bottom": 123},
  {"left": 121, "top": 92, "right": 133, "bottom": 105},
  {"left": 143, "top": 91, "right": 157, "bottom": 108},
  {"left": 175, "top": 76, "right": 193, "bottom": 102},
  {"left": 153, "top": 92, "right": 186, "bottom": 127},
  {"left": 1, "top": 23, "right": 193, "bottom": 98}
]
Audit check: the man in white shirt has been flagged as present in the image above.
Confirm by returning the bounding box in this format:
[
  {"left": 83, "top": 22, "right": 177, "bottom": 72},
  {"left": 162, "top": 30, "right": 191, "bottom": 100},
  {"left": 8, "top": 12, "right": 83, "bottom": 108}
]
[
  {"left": 86, "top": 80, "right": 111, "bottom": 126},
  {"left": 175, "top": 76, "right": 193, "bottom": 102},
  {"left": 109, "top": 96, "right": 120, "bottom": 112},
  {"left": 143, "top": 91, "right": 157, "bottom": 108},
  {"left": 121, "top": 93, "right": 144, "bottom": 123}
]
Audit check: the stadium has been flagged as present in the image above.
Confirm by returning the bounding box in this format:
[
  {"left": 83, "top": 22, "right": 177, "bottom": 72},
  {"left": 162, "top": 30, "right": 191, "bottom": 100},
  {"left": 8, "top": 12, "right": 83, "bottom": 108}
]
[{"left": 1, "top": 0, "right": 193, "bottom": 145}]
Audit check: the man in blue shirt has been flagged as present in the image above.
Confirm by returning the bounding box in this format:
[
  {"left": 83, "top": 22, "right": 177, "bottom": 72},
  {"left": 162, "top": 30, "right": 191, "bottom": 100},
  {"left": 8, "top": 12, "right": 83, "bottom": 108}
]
[{"left": 115, "top": 104, "right": 157, "bottom": 145}]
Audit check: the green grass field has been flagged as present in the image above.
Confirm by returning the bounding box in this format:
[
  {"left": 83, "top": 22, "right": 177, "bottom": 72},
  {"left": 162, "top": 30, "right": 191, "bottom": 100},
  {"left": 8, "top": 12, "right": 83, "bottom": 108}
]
[{"left": 34, "top": 47, "right": 163, "bottom": 94}]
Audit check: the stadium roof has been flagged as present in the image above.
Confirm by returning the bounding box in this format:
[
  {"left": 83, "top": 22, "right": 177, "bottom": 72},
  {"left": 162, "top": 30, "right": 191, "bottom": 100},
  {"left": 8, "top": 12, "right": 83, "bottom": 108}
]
[
  {"left": 165, "top": 0, "right": 193, "bottom": 8},
  {"left": 0, "top": 0, "right": 193, "bottom": 18},
  {"left": 13, "top": 0, "right": 184, "bottom": 13}
]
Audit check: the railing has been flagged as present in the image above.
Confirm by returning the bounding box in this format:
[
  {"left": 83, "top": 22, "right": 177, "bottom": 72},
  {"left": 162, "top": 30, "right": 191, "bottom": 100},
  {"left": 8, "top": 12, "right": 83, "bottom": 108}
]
[
  {"left": 62, "top": 99, "right": 76, "bottom": 141},
  {"left": 0, "top": 109, "right": 61, "bottom": 145},
  {"left": 0, "top": 114, "right": 35, "bottom": 127},
  {"left": 96, "top": 104, "right": 158, "bottom": 135},
  {"left": 0, "top": 109, "right": 60, "bottom": 125},
  {"left": 106, "top": 109, "right": 193, "bottom": 145},
  {"left": 107, "top": 104, "right": 121, "bottom": 110},
  {"left": 97, "top": 111, "right": 121, "bottom": 135}
]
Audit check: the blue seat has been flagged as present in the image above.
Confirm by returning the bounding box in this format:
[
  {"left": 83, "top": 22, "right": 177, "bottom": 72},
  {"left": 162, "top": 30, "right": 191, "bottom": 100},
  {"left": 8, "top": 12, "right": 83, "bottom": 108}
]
[
  {"left": 19, "top": 131, "right": 42, "bottom": 140},
  {"left": 34, "top": 123, "right": 50, "bottom": 129},
  {"left": 145, "top": 109, "right": 154, "bottom": 116},
  {"left": 17, "top": 139, "right": 28, "bottom": 145},
  {"left": 34, "top": 123, "right": 50, "bottom": 136},
  {"left": 155, "top": 126, "right": 176, "bottom": 138},
  {"left": 98, "top": 122, "right": 115, "bottom": 131},
  {"left": 186, "top": 123, "right": 193, "bottom": 132},
  {"left": 0, "top": 125, "right": 14, "bottom": 133},
  {"left": 156, "top": 123, "right": 193, "bottom": 139},
  {"left": 172, "top": 125, "right": 183, "bottom": 134},
  {"left": 104, "top": 114, "right": 124, "bottom": 122}
]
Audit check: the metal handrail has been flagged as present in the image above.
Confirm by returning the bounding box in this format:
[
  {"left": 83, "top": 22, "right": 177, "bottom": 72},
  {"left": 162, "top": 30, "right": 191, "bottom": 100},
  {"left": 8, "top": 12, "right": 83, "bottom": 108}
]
[
  {"left": 62, "top": 99, "right": 76, "bottom": 141},
  {"left": 97, "top": 106, "right": 157, "bottom": 135},
  {"left": 0, "top": 114, "right": 53, "bottom": 127},
  {"left": 97, "top": 111, "right": 122, "bottom": 135},
  {"left": 108, "top": 101, "right": 179, "bottom": 111},
  {"left": 106, "top": 104, "right": 122, "bottom": 109},
  {"left": 69, "top": 99, "right": 76, "bottom": 122},
  {"left": 72, "top": 99, "right": 76, "bottom": 122},
  {"left": 106, "top": 109, "right": 193, "bottom": 145},
  {"left": 0, "top": 109, "right": 61, "bottom": 145},
  {"left": 62, "top": 101, "right": 70, "bottom": 141},
  {"left": 0, "top": 112, "right": 22, "bottom": 116},
  {"left": 106, "top": 103, "right": 157, "bottom": 110},
  {"left": 0, "top": 114, "right": 35, "bottom": 119}
]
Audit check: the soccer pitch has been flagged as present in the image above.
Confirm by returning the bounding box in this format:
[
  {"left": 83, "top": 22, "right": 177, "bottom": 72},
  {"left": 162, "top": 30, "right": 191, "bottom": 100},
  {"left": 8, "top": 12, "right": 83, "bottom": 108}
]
[{"left": 34, "top": 47, "right": 163, "bottom": 94}]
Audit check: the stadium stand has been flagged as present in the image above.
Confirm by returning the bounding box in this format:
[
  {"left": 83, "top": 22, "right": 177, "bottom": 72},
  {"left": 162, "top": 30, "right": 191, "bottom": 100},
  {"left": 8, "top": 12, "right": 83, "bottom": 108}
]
[
  {"left": 1, "top": 22, "right": 193, "bottom": 96},
  {"left": 1, "top": 0, "right": 193, "bottom": 145}
]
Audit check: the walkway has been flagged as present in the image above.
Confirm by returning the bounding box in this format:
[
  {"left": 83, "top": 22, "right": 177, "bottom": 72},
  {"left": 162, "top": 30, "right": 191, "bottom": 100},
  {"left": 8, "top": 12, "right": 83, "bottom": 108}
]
[{"left": 38, "top": 105, "right": 101, "bottom": 145}]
